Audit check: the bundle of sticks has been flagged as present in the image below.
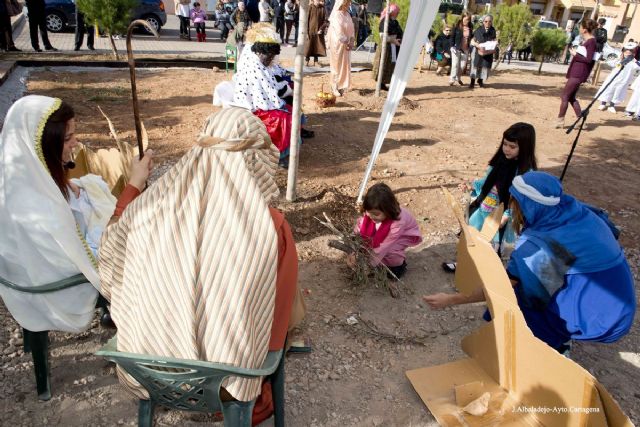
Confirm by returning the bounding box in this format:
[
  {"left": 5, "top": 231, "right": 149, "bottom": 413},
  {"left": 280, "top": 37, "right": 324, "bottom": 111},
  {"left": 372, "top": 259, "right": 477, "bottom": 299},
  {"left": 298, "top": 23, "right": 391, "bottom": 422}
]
[{"left": 316, "top": 212, "right": 401, "bottom": 298}]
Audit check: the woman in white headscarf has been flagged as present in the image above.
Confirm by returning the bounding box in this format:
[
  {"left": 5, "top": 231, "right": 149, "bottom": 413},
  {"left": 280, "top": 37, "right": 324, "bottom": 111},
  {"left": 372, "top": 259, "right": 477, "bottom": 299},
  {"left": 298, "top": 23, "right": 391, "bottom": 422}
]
[
  {"left": 99, "top": 107, "right": 305, "bottom": 423},
  {"left": 327, "top": 0, "right": 354, "bottom": 96},
  {"left": 0, "top": 95, "right": 152, "bottom": 333}
]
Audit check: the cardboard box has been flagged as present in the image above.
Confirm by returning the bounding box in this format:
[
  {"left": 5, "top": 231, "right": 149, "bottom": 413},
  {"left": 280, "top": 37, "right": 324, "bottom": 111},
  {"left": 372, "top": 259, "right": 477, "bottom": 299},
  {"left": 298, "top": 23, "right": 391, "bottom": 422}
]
[{"left": 406, "top": 189, "right": 632, "bottom": 426}]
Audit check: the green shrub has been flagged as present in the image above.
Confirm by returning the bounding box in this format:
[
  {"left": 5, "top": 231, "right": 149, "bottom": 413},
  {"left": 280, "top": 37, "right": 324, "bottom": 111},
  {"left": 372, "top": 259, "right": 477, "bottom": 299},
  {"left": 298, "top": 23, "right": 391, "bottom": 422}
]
[{"left": 530, "top": 28, "right": 567, "bottom": 73}]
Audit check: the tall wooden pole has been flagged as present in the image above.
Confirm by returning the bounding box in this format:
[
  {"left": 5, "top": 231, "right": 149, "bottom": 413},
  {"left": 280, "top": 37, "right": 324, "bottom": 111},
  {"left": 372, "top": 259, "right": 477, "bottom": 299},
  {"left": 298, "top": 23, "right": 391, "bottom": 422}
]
[
  {"left": 286, "top": 0, "right": 309, "bottom": 201},
  {"left": 126, "top": 20, "right": 159, "bottom": 159},
  {"left": 375, "top": 0, "right": 391, "bottom": 97}
]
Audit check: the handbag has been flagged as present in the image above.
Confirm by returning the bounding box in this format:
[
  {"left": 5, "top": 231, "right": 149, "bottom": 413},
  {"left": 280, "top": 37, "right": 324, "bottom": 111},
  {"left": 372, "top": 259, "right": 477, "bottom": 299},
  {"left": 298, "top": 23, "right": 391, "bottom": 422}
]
[{"left": 6, "top": 0, "right": 23, "bottom": 17}]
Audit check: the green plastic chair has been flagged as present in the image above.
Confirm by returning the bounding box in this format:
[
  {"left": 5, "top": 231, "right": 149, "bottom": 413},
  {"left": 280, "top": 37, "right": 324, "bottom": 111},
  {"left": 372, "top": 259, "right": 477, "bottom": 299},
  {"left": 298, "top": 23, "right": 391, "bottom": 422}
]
[
  {"left": 96, "top": 337, "right": 285, "bottom": 427},
  {"left": 0, "top": 273, "right": 91, "bottom": 401},
  {"left": 225, "top": 43, "right": 238, "bottom": 74}
]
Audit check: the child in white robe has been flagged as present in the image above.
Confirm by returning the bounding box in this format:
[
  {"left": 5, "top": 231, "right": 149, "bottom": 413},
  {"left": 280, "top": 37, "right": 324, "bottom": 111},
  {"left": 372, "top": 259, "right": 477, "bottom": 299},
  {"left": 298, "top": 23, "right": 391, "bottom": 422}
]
[
  {"left": 624, "top": 73, "right": 640, "bottom": 120},
  {"left": 597, "top": 43, "right": 640, "bottom": 113}
]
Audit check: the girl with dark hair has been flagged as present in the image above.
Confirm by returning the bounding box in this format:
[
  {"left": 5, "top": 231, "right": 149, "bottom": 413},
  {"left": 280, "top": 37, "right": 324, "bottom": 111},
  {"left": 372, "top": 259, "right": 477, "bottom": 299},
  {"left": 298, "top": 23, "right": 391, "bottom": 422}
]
[
  {"left": 443, "top": 122, "right": 537, "bottom": 272},
  {"left": 41, "top": 101, "right": 76, "bottom": 198},
  {"left": 353, "top": 183, "right": 423, "bottom": 279},
  {"left": 556, "top": 18, "right": 598, "bottom": 128},
  {"left": 426, "top": 172, "right": 635, "bottom": 355},
  {"left": 0, "top": 95, "right": 153, "bottom": 333}
]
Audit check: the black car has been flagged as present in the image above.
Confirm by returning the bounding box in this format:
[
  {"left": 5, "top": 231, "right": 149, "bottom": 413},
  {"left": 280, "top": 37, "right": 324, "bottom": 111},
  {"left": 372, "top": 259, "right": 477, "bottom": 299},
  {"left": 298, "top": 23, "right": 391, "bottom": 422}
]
[{"left": 39, "top": 0, "right": 167, "bottom": 33}]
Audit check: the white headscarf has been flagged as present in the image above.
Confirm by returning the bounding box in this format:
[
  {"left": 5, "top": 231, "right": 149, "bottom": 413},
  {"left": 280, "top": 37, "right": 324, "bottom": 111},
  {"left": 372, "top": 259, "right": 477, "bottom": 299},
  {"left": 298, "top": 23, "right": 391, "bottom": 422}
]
[{"left": 0, "top": 95, "right": 100, "bottom": 332}]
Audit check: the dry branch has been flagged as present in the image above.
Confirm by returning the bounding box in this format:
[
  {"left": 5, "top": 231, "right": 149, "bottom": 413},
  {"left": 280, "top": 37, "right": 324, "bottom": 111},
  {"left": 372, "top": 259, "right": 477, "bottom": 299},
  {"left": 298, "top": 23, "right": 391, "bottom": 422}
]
[{"left": 317, "top": 212, "right": 401, "bottom": 298}]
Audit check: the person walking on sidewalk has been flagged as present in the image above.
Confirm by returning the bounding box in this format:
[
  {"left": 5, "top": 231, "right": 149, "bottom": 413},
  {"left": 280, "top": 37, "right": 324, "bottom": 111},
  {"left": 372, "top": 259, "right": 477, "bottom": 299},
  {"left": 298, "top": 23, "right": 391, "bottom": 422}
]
[
  {"left": 74, "top": 4, "right": 94, "bottom": 51},
  {"left": 0, "top": 0, "right": 21, "bottom": 52},
  {"left": 283, "top": 0, "right": 297, "bottom": 45},
  {"left": 25, "top": 0, "right": 57, "bottom": 51},
  {"left": 175, "top": 0, "right": 192, "bottom": 40}
]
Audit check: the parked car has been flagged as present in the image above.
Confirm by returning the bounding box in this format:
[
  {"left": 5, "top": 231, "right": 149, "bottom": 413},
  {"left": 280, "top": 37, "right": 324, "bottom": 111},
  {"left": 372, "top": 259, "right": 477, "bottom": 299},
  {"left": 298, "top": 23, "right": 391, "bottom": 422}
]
[
  {"left": 537, "top": 20, "right": 559, "bottom": 30},
  {"left": 572, "top": 35, "right": 621, "bottom": 63},
  {"left": 35, "top": 0, "right": 167, "bottom": 34}
]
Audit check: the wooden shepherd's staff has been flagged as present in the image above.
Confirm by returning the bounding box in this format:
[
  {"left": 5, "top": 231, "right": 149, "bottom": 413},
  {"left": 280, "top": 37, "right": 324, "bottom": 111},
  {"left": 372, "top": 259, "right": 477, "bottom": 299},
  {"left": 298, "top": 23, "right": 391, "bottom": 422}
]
[{"left": 126, "top": 20, "right": 159, "bottom": 159}]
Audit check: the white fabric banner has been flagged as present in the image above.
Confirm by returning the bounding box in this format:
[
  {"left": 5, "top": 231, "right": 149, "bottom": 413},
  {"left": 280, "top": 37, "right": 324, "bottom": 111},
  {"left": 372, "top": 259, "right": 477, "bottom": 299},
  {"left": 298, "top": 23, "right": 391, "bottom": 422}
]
[{"left": 357, "top": 0, "right": 442, "bottom": 202}]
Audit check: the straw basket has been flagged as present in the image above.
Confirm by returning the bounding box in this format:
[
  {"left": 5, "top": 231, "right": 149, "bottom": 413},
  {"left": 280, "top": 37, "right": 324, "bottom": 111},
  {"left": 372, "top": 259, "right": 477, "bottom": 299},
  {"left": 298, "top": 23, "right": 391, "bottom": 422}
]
[{"left": 315, "top": 84, "right": 337, "bottom": 108}]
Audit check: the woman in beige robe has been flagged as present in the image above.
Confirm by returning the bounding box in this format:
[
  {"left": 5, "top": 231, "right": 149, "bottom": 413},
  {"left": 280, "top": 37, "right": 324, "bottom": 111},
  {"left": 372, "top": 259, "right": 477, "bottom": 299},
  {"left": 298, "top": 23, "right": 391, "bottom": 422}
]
[{"left": 326, "top": 0, "right": 354, "bottom": 96}]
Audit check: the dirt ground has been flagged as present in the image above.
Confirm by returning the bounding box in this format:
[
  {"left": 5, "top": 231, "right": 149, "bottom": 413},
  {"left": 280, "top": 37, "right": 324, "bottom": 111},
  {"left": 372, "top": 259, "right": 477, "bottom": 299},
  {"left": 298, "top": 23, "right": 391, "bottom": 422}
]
[{"left": 0, "top": 64, "right": 639, "bottom": 427}]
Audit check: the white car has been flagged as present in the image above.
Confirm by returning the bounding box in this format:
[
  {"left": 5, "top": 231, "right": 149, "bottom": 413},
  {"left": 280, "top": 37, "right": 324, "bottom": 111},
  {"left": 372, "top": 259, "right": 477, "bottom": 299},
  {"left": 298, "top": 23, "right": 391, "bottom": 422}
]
[
  {"left": 572, "top": 35, "right": 621, "bottom": 65},
  {"left": 537, "top": 20, "right": 559, "bottom": 30}
]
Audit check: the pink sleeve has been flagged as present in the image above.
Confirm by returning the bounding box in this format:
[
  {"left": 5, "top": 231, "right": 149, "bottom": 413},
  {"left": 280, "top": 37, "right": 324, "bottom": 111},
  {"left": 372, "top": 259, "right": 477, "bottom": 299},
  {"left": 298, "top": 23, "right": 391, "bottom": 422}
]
[
  {"left": 369, "top": 210, "right": 423, "bottom": 266},
  {"left": 369, "top": 221, "right": 402, "bottom": 266}
]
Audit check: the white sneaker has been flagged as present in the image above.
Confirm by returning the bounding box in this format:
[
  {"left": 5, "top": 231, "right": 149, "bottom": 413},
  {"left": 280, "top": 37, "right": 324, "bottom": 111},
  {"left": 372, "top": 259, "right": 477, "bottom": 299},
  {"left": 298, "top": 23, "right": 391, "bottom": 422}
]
[
  {"left": 607, "top": 106, "right": 616, "bottom": 113},
  {"left": 624, "top": 111, "right": 633, "bottom": 117},
  {"left": 598, "top": 104, "right": 607, "bottom": 111}
]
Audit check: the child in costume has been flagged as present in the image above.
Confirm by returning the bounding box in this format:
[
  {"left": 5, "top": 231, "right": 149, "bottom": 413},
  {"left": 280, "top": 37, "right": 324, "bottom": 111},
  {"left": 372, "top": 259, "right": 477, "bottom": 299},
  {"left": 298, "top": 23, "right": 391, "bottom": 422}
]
[
  {"left": 354, "top": 183, "right": 422, "bottom": 279},
  {"left": 597, "top": 42, "right": 640, "bottom": 113},
  {"left": 443, "top": 122, "right": 538, "bottom": 272},
  {"left": 624, "top": 73, "right": 640, "bottom": 120}
]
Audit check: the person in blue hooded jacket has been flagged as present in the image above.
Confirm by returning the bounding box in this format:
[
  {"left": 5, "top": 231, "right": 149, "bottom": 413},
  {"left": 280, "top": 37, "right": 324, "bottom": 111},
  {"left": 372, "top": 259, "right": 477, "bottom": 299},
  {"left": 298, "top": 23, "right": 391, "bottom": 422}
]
[{"left": 424, "top": 171, "right": 636, "bottom": 353}]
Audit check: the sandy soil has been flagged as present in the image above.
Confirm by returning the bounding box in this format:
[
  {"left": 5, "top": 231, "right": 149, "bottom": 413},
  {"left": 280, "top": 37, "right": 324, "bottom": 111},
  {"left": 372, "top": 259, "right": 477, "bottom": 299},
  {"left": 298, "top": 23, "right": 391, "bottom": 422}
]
[{"left": 0, "top": 64, "right": 639, "bottom": 426}]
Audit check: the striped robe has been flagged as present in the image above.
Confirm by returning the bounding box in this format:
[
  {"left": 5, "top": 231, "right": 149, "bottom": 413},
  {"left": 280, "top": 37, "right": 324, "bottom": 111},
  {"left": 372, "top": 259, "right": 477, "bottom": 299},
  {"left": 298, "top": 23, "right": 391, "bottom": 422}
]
[{"left": 99, "top": 107, "right": 281, "bottom": 401}]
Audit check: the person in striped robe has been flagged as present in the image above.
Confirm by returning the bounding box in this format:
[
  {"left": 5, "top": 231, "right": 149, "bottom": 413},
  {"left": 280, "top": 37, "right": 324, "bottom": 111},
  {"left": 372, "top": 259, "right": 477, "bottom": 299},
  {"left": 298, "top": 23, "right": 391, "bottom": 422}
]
[{"left": 99, "top": 107, "right": 305, "bottom": 421}]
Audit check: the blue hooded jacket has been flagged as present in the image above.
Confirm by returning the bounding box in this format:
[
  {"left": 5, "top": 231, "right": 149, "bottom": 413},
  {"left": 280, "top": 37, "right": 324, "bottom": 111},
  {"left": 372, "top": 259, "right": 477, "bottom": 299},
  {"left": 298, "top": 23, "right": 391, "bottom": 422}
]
[{"left": 506, "top": 172, "right": 635, "bottom": 346}]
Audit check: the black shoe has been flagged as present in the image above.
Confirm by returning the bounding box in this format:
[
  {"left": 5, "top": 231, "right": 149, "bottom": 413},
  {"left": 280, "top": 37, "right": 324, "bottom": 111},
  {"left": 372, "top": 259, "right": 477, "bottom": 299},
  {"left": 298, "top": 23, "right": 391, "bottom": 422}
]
[
  {"left": 100, "top": 312, "right": 116, "bottom": 329},
  {"left": 301, "top": 128, "right": 315, "bottom": 139},
  {"left": 469, "top": 78, "right": 475, "bottom": 89},
  {"left": 441, "top": 262, "right": 456, "bottom": 273},
  {"left": 34, "top": 47, "right": 42, "bottom": 52},
  {"left": 7, "top": 46, "right": 21, "bottom": 52},
  {"left": 88, "top": 46, "right": 95, "bottom": 50},
  {"left": 478, "top": 79, "right": 484, "bottom": 88},
  {"left": 44, "top": 46, "right": 58, "bottom": 51},
  {"left": 278, "top": 157, "right": 289, "bottom": 169},
  {"left": 74, "top": 46, "right": 80, "bottom": 51},
  {"left": 381, "top": 84, "right": 389, "bottom": 91}
]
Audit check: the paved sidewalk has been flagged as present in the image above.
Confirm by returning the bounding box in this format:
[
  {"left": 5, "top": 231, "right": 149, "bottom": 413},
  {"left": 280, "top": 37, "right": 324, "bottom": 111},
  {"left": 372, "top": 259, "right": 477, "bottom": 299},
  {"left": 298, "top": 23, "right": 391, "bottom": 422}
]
[{"left": 7, "top": 13, "right": 571, "bottom": 74}]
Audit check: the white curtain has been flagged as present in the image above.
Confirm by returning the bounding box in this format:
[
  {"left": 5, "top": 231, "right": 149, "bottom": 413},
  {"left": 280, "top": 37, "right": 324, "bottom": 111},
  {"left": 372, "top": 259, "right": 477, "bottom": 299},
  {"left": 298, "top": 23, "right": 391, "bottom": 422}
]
[{"left": 357, "top": 0, "right": 442, "bottom": 202}]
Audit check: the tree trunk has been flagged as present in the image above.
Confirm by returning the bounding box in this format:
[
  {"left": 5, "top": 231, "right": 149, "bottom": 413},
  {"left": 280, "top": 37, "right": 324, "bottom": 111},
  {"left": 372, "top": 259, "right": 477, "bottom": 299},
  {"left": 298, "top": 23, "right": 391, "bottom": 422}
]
[
  {"left": 108, "top": 33, "right": 119, "bottom": 60},
  {"left": 286, "top": 0, "right": 309, "bottom": 201},
  {"left": 493, "top": 47, "right": 504, "bottom": 70},
  {"left": 375, "top": 0, "right": 391, "bottom": 97},
  {"left": 538, "top": 57, "right": 544, "bottom": 74}
]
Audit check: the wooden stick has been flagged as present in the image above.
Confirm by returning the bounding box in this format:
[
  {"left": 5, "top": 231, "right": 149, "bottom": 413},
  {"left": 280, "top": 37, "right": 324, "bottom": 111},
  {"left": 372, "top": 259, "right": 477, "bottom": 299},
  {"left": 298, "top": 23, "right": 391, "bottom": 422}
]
[{"left": 126, "top": 20, "right": 159, "bottom": 159}]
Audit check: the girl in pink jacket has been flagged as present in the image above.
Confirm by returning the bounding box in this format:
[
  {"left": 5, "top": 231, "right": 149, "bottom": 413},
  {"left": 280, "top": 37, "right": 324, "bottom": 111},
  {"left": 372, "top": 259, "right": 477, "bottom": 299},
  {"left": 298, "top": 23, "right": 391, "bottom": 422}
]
[{"left": 355, "top": 183, "right": 423, "bottom": 279}]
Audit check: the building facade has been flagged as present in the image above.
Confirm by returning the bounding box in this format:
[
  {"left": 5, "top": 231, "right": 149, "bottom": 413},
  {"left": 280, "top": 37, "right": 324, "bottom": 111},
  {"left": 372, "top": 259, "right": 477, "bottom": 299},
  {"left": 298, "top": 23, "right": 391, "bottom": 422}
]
[{"left": 466, "top": 0, "right": 638, "bottom": 43}]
